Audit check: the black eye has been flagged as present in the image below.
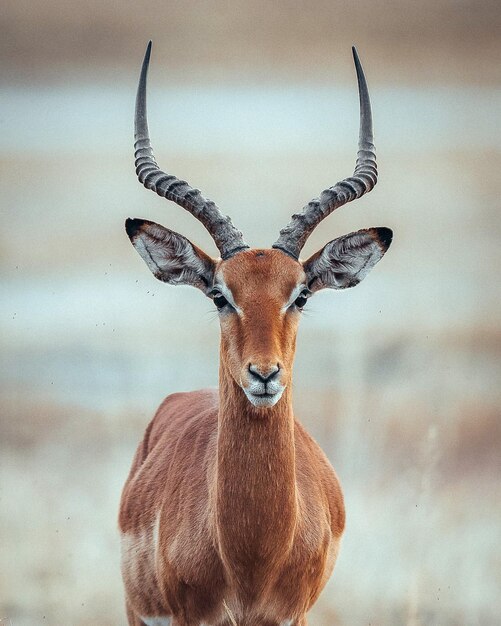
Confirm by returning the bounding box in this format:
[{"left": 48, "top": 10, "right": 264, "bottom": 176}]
[
  {"left": 213, "top": 294, "right": 228, "bottom": 309},
  {"left": 294, "top": 292, "right": 309, "bottom": 309}
]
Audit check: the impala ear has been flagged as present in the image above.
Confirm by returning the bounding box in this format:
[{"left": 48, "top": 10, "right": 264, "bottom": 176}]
[
  {"left": 303, "top": 227, "right": 392, "bottom": 293},
  {"left": 125, "top": 218, "right": 216, "bottom": 293}
]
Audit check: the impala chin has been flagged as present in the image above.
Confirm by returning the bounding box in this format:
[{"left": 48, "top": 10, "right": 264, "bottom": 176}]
[
  {"left": 244, "top": 387, "right": 285, "bottom": 408},
  {"left": 242, "top": 380, "right": 286, "bottom": 408}
]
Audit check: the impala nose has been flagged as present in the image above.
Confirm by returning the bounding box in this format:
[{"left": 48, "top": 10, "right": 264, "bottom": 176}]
[{"left": 248, "top": 363, "right": 280, "bottom": 383}]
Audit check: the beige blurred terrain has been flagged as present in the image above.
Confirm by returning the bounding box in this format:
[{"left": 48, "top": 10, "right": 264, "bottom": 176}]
[
  {"left": 2, "top": 0, "right": 500, "bottom": 85},
  {"left": 1, "top": 1, "right": 500, "bottom": 625}
]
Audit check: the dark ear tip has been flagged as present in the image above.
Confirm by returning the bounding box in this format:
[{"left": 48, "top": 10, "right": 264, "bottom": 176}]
[
  {"left": 125, "top": 218, "right": 144, "bottom": 240},
  {"left": 374, "top": 227, "right": 393, "bottom": 251}
]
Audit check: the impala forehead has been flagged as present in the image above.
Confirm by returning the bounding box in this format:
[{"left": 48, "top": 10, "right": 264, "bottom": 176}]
[{"left": 216, "top": 249, "right": 306, "bottom": 304}]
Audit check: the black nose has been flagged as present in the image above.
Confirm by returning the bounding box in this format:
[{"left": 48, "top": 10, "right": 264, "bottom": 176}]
[{"left": 248, "top": 364, "right": 280, "bottom": 383}]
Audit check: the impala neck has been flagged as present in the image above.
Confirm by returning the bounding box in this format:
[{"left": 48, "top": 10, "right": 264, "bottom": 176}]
[{"left": 214, "top": 359, "right": 298, "bottom": 593}]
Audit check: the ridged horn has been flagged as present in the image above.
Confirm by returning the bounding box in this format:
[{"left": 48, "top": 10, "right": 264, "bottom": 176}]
[
  {"left": 134, "top": 41, "right": 249, "bottom": 260},
  {"left": 272, "top": 47, "right": 377, "bottom": 259}
]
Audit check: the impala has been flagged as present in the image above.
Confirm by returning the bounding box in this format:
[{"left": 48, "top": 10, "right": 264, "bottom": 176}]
[{"left": 119, "top": 42, "right": 392, "bottom": 626}]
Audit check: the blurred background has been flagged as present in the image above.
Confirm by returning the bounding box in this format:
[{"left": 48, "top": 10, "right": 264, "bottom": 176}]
[{"left": 1, "top": 1, "right": 500, "bottom": 624}]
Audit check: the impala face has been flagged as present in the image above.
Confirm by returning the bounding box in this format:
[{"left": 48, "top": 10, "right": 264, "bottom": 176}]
[{"left": 215, "top": 249, "right": 306, "bottom": 407}]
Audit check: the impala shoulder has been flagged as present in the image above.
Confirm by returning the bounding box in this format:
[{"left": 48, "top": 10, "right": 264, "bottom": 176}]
[
  {"left": 147, "top": 389, "right": 218, "bottom": 446},
  {"left": 157, "top": 388, "right": 219, "bottom": 415},
  {"left": 293, "top": 419, "right": 344, "bottom": 528}
]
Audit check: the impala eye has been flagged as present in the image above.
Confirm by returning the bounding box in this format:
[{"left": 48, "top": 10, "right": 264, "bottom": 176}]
[
  {"left": 213, "top": 293, "right": 228, "bottom": 309},
  {"left": 294, "top": 291, "right": 309, "bottom": 309}
]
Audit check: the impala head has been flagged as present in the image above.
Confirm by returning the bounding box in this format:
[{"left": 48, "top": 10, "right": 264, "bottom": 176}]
[{"left": 127, "top": 42, "right": 392, "bottom": 409}]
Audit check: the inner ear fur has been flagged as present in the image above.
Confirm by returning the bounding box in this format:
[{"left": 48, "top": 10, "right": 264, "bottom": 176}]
[
  {"left": 125, "top": 218, "right": 216, "bottom": 293},
  {"left": 303, "top": 227, "right": 392, "bottom": 292}
]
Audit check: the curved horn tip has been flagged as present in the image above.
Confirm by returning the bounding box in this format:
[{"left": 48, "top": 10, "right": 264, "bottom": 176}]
[
  {"left": 351, "top": 46, "right": 365, "bottom": 76},
  {"left": 136, "top": 41, "right": 153, "bottom": 138},
  {"left": 139, "top": 41, "right": 152, "bottom": 74},
  {"left": 141, "top": 41, "right": 152, "bottom": 74}
]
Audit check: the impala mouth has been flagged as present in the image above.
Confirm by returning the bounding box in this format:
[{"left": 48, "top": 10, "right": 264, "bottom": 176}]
[{"left": 243, "top": 386, "right": 285, "bottom": 408}]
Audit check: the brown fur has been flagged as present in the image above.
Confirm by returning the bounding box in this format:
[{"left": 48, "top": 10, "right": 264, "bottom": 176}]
[{"left": 119, "top": 249, "right": 345, "bottom": 626}]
